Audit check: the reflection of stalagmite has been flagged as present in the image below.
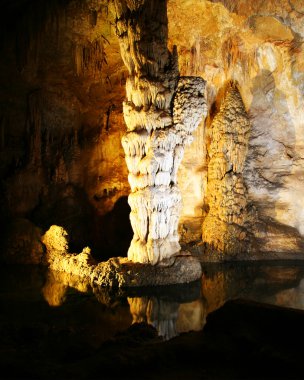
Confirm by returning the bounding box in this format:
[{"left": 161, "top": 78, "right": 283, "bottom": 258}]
[
  {"left": 202, "top": 83, "right": 252, "bottom": 256},
  {"left": 128, "top": 296, "right": 206, "bottom": 340},
  {"left": 114, "top": 0, "right": 207, "bottom": 265}
]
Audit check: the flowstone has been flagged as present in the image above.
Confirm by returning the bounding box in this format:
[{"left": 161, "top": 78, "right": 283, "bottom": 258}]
[
  {"left": 114, "top": 0, "right": 207, "bottom": 266},
  {"left": 42, "top": 0, "right": 207, "bottom": 287}
]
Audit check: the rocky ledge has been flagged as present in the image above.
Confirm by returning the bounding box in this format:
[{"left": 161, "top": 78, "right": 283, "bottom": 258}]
[{"left": 42, "top": 225, "right": 202, "bottom": 288}]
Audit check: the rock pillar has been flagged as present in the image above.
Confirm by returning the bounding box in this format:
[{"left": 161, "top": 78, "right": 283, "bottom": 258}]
[
  {"left": 114, "top": 0, "right": 207, "bottom": 264},
  {"left": 202, "top": 83, "right": 252, "bottom": 256}
]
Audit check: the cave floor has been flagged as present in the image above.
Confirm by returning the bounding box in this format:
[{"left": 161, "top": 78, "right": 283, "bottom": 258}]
[{"left": 1, "top": 261, "right": 304, "bottom": 379}]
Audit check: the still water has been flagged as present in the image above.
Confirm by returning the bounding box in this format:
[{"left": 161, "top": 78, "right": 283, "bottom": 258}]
[{"left": 1, "top": 261, "right": 304, "bottom": 346}]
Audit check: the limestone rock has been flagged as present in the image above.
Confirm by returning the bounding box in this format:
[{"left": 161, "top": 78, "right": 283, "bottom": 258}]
[
  {"left": 42, "top": 225, "right": 69, "bottom": 253},
  {"left": 202, "top": 84, "right": 253, "bottom": 256},
  {"left": 167, "top": 0, "right": 304, "bottom": 256},
  {"left": 2, "top": 0, "right": 304, "bottom": 261},
  {"left": 92, "top": 255, "right": 202, "bottom": 288},
  {"left": 114, "top": 0, "right": 207, "bottom": 265},
  {"left": 42, "top": 225, "right": 202, "bottom": 287}
]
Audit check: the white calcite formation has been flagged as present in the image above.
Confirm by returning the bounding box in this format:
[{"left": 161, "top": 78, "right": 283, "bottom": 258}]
[
  {"left": 114, "top": 0, "right": 207, "bottom": 265},
  {"left": 202, "top": 84, "right": 252, "bottom": 256}
]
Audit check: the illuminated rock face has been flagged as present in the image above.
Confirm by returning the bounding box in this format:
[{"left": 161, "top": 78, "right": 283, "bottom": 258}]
[
  {"left": 202, "top": 84, "right": 252, "bottom": 256},
  {"left": 42, "top": 225, "right": 202, "bottom": 287},
  {"left": 2, "top": 0, "right": 304, "bottom": 263},
  {"left": 114, "top": 0, "right": 207, "bottom": 264},
  {"left": 168, "top": 0, "right": 304, "bottom": 256}
]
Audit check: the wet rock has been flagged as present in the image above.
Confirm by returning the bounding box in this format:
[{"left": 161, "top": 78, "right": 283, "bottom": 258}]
[{"left": 42, "top": 226, "right": 202, "bottom": 287}]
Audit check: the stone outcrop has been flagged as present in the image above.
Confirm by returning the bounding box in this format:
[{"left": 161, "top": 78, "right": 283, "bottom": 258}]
[
  {"left": 202, "top": 84, "right": 253, "bottom": 257},
  {"left": 42, "top": 225, "right": 202, "bottom": 287},
  {"left": 114, "top": 0, "right": 207, "bottom": 264}
]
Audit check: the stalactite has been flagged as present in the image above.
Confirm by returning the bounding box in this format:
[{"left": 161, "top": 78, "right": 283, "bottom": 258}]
[
  {"left": 75, "top": 38, "right": 106, "bottom": 77},
  {"left": 114, "top": 0, "right": 207, "bottom": 265},
  {"left": 221, "top": 36, "right": 254, "bottom": 77},
  {"left": 202, "top": 83, "right": 253, "bottom": 256}
]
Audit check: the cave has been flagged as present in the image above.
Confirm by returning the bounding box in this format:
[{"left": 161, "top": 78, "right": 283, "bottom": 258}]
[{"left": 1, "top": 0, "right": 304, "bottom": 378}]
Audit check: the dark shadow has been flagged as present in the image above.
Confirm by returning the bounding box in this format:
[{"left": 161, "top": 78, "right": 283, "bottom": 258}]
[
  {"left": 31, "top": 183, "right": 97, "bottom": 254},
  {"left": 31, "top": 188, "right": 132, "bottom": 261},
  {"left": 92, "top": 196, "right": 132, "bottom": 261}
]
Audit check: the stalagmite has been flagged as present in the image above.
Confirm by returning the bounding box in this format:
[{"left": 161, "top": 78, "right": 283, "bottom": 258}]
[
  {"left": 202, "top": 83, "right": 252, "bottom": 256},
  {"left": 114, "top": 0, "right": 207, "bottom": 265}
]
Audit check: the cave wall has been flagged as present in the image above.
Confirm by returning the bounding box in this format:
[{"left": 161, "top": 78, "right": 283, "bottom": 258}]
[
  {"left": 168, "top": 0, "right": 304, "bottom": 256},
  {"left": 0, "top": 0, "right": 131, "bottom": 260},
  {"left": 1, "top": 0, "right": 304, "bottom": 262}
]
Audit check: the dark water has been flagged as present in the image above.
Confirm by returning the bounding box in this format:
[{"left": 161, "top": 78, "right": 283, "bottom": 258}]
[
  {"left": 1, "top": 261, "right": 304, "bottom": 345},
  {"left": 2, "top": 261, "right": 304, "bottom": 379}
]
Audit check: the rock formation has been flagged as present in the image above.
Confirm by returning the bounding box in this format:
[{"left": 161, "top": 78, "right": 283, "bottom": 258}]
[
  {"left": 202, "top": 84, "right": 252, "bottom": 257},
  {"left": 1, "top": 0, "right": 304, "bottom": 263},
  {"left": 114, "top": 0, "right": 207, "bottom": 265},
  {"left": 42, "top": 225, "right": 202, "bottom": 287}
]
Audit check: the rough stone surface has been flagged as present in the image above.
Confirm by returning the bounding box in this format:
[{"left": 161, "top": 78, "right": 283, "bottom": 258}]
[
  {"left": 202, "top": 83, "right": 253, "bottom": 257},
  {"left": 92, "top": 255, "right": 202, "bottom": 288},
  {"left": 42, "top": 226, "right": 202, "bottom": 287},
  {"left": 1, "top": 0, "right": 304, "bottom": 262},
  {"left": 167, "top": 0, "right": 304, "bottom": 257},
  {"left": 114, "top": 0, "right": 207, "bottom": 264}
]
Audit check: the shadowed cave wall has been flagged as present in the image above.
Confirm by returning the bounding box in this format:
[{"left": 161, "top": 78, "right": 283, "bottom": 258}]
[
  {"left": 1, "top": 0, "right": 304, "bottom": 263},
  {"left": 0, "top": 0, "right": 131, "bottom": 262}
]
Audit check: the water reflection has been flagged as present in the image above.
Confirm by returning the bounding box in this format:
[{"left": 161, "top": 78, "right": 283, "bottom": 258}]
[
  {"left": 41, "top": 269, "right": 206, "bottom": 340},
  {"left": 2, "top": 261, "right": 304, "bottom": 345},
  {"left": 201, "top": 261, "right": 304, "bottom": 313},
  {"left": 43, "top": 271, "right": 91, "bottom": 307},
  {"left": 40, "top": 261, "right": 304, "bottom": 341},
  {"left": 128, "top": 297, "right": 206, "bottom": 340},
  {"left": 266, "top": 278, "right": 304, "bottom": 309}
]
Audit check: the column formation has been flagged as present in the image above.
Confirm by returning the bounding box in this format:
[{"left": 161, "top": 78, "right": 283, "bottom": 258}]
[
  {"left": 202, "top": 84, "right": 252, "bottom": 256},
  {"left": 114, "top": 0, "right": 207, "bottom": 264}
]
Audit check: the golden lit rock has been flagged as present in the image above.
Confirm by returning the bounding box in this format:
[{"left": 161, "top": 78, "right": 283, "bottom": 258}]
[
  {"left": 2, "top": 0, "right": 304, "bottom": 263},
  {"left": 114, "top": 0, "right": 207, "bottom": 265},
  {"left": 42, "top": 226, "right": 202, "bottom": 287},
  {"left": 202, "top": 83, "right": 252, "bottom": 256}
]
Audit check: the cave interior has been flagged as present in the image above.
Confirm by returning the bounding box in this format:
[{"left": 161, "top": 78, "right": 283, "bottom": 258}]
[{"left": 1, "top": 0, "right": 304, "bottom": 379}]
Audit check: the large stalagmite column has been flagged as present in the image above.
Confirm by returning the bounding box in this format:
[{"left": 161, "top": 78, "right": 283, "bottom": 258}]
[
  {"left": 114, "top": 0, "right": 207, "bottom": 265},
  {"left": 202, "top": 83, "right": 252, "bottom": 256}
]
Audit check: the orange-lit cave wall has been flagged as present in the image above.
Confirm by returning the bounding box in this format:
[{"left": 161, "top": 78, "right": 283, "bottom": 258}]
[
  {"left": 1, "top": 0, "right": 304, "bottom": 263},
  {"left": 0, "top": 0, "right": 131, "bottom": 262}
]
